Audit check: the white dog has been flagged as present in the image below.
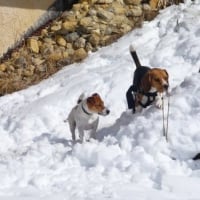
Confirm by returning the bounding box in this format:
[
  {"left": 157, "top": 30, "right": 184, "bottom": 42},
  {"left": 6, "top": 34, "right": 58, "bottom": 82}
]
[{"left": 67, "top": 93, "right": 110, "bottom": 142}]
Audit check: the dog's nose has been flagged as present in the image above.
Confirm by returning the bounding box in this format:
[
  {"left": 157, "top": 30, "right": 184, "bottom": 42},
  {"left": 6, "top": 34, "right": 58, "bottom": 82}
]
[
  {"left": 106, "top": 109, "right": 110, "bottom": 115},
  {"left": 164, "top": 84, "right": 169, "bottom": 90},
  {"left": 99, "top": 108, "right": 110, "bottom": 116}
]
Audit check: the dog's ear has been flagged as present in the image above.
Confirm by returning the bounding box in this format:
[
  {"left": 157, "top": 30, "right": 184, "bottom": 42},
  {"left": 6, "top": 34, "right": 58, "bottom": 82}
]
[
  {"left": 87, "top": 96, "right": 94, "bottom": 104},
  {"left": 92, "top": 93, "right": 100, "bottom": 97},
  {"left": 163, "top": 69, "right": 168, "bottom": 78},
  {"left": 87, "top": 93, "right": 101, "bottom": 105},
  {"left": 141, "top": 71, "right": 152, "bottom": 92},
  {"left": 87, "top": 96, "right": 94, "bottom": 103}
]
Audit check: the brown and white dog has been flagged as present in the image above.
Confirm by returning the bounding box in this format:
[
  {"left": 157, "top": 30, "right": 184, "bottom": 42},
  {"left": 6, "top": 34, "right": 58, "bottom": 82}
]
[
  {"left": 126, "top": 45, "right": 169, "bottom": 113},
  {"left": 67, "top": 93, "right": 110, "bottom": 142}
]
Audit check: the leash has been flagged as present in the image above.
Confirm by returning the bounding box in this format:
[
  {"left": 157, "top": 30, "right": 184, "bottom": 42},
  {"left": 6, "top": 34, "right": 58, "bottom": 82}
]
[{"left": 162, "top": 94, "right": 170, "bottom": 142}]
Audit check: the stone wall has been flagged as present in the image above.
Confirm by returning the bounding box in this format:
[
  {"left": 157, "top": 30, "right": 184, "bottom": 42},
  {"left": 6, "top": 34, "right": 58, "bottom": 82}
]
[{"left": 0, "top": 0, "right": 181, "bottom": 95}]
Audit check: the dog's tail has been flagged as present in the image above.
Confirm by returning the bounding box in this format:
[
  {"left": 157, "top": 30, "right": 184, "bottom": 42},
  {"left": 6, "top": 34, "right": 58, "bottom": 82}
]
[
  {"left": 77, "top": 93, "right": 85, "bottom": 104},
  {"left": 129, "top": 45, "right": 141, "bottom": 68}
]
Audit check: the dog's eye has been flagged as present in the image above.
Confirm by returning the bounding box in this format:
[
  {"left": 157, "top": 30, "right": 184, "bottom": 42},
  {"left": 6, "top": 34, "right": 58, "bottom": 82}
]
[
  {"left": 154, "top": 78, "right": 160, "bottom": 82},
  {"left": 96, "top": 103, "right": 103, "bottom": 108}
]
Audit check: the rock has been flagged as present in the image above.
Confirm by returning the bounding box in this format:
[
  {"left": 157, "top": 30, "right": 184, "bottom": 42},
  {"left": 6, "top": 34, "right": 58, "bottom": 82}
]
[
  {"left": 143, "top": 9, "right": 158, "bottom": 21},
  {"left": 36, "top": 64, "right": 47, "bottom": 72},
  {"left": 43, "top": 38, "right": 56, "bottom": 45},
  {"left": 39, "top": 43, "right": 54, "bottom": 55},
  {"left": 16, "top": 68, "right": 23, "bottom": 76},
  {"left": 66, "top": 46, "right": 75, "bottom": 56},
  {"left": 51, "top": 24, "right": 61, "bottom": 32},
  {"left": 7, "top": 65, "right": 15, "bottom": 72},
  {"left": 15, "top": 56, "right": 27, "bottom": 68},
  {"left": 142, "top": 3, "right": 151, "bottom": 11},
  {"left": 79, "top": 17, "right": 98, "bottom": 33},
  {"left": 32, "top": 58, "right": 45, "bottom": 66},
  {"left": 88, "top": 8, "right": 97, "bottom": 16},
  {"left": 65, "top": 32, "right": 79, "bottom": 43},
  {"left": 56, "top": 35, "right": 67, "bottom": 46},
  {"left": 23, "top": 65, "right": 35, "bottom": 77},
  {"left": 80, "top": 0, "right": 98, "bottom": 3},
  {"left": 111, "top": 15, "right": 130, "bottom": 27},
  {"left": 66, "top": 43, "right": 73, "bottom": 50},
  {"left": 85, "top": 42, "right": 93, "bottom": 52},
  {"left": 62, "top": 51, "right": 69, "bottom": 59},
  {"left": 101, "top": 34, "right": 120, "bottom": 46},
  {"left": 0, "top": 63, "right": 7, "bottom": 72},
  {"left": 72, "top": 3, "right": 90, "bottom": 13},
  {"left": 27, "top": 38, "right": 39, "bottom": 53},
  {"left": 124, "top": 0, "right": 141, "bottom": 5},
  {"left": 82, "top": 2, "right": 90, "bottom": 11},
  {"left": 79, "top": 17, "right": 93, "bottom": 27},
  {"left": 61, "top": 11, "right": 77, "bottom": 21},
  {"left": 149, "top": 0, "right": 160, "bottom": 9},
  {"left": 72, "top": 3, "right": 82, "bottom": 11},
  {"left": 89, "top": 33, "right": 101, "bottom": 46},
  {"left": 126, "top": 5, "right": 143, "bottom": 17},
  {"left": 73, "top": 48, "right": 88, "bottom": 61},
  {"left": 111, "top": 2, "right": 126, "bottom": 15},
  {"left": 142, "top": 3, "right": 159, "bottom": 20},
  {"left": 11, "top": 51, "right": 20, "bottom": 59},
  {"left": 73, "top": 37, "right": 86, "bottom": 49},
  {"left": 62, "top": 21, "right": 77, "bottom": 32},
  {"left": 96, "top": 0, "right": 113, "bottom": 3},
  {"left": 41, "top": 29, "right": 48, "bottom": 37},
  {"left": 104, "top": 26, "right": 113, "bottom": 35},
  {"left": 57, "top": 58, "right": 72, "bottom": 67},
  {"left": 99, "top": 24, "right": 107, "bottom": 34},
  {"left": 48, "top": 51, "right": 64, "bottom": 62},
  {"left": 97, "top": 9, "right": 114, "bottom": 21},
  {"left": 43, "top": 37, "right": 56, "bottom": 45},
  {"left": 120, "top": 24, "right": 132, "bottom": 33}
]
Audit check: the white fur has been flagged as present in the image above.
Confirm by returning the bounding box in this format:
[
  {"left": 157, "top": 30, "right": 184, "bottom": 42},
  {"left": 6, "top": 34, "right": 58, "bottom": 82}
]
[
  {"left": 148, "top": 87, "right": 163, "bottom": 109},
  {"left": 155, "top": 93, "right": 163, "bottom": 108},
  {"left": 67, "top": 95, "right": 109, "bottom": 142}
]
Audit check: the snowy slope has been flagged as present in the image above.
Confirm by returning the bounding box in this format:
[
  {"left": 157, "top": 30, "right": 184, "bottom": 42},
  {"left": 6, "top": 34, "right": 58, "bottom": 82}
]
[{"left": 0, "top": 1, "right": 200, "bottom": 199}]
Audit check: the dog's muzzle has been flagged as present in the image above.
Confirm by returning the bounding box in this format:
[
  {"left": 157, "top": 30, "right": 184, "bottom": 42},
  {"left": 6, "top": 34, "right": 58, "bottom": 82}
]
[
  {"left": 99, "top": 108, "right": 110, "bottom": 116},
  {"left": 164, "top": 84, "right": 169, "bottom": 90}
]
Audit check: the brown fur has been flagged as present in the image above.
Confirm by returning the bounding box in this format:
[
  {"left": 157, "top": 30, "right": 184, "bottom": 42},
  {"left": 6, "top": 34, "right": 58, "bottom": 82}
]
[
  {"left": 136, "top": 68, "right": 169, "bottom": 108},
  {"left": 140, "top": 68, "right": 168, "bottom": 93},
  {"left": 87, "top": 93, "right": 106, "bottom": 113}
]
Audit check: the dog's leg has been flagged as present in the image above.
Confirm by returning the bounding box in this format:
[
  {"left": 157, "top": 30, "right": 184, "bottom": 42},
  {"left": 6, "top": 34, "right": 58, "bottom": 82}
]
[
  {"left": 90, "top": 119, "right": 99, "bottom": 140},
  {"left": 135, "top": 95, "right": 146, "bottom": 112},
  {"left": 155, "top": 93, "right": 163, "bottom": 109},
  {"left": 68, "top": 118, "right": 76, "bottom": 141},
  {"left": 126, "top": 85, "right": 135, "bottom": 110},
  {"left": 78, "top": 127, "right": 85, "bottom": 143},
  {"left": 135, "top": 105, "right": 143, "bottom": 112}
]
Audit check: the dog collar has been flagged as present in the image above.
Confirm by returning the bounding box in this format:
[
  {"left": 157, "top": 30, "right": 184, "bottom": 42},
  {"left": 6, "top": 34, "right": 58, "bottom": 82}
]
[{"left": 81, "top": 104, "right": 92, "bottom": 115}]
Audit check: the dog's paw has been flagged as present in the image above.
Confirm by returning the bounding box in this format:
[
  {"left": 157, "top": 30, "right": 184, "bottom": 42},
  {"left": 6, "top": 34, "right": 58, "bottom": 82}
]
[
  {"left": 135, "top": 105, "right": 143, "bottom": 113},
  {"left": 155, "top": 98, "right": 163, "bottom": 109}
]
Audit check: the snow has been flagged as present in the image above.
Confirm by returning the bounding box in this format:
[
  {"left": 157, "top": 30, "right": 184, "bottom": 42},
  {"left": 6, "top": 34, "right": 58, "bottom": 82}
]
[{"left": 1, "top": 1, "right": 200, "bottom": 199}]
